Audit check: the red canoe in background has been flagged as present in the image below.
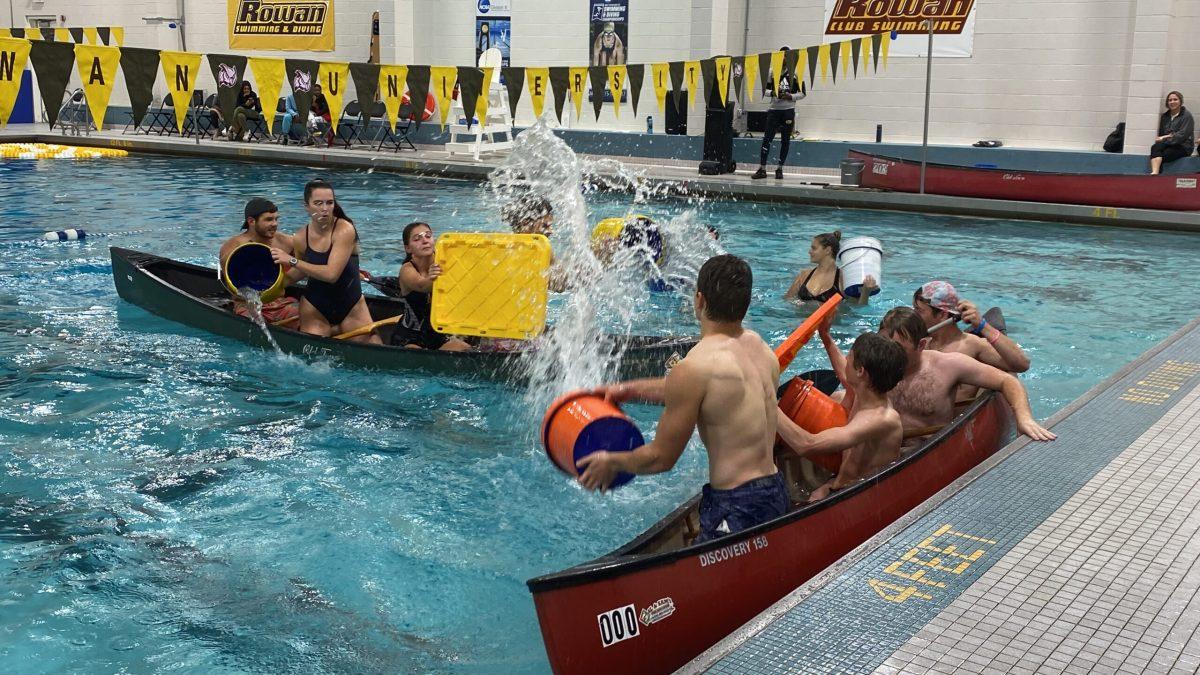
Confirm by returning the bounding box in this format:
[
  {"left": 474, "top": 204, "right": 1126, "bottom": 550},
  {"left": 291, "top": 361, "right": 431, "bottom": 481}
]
[
  {"left": 849, "top": 150, "right": 1200, "bottom": 211},
  {"left": 526, "top": 393, "right": 1014, "bottom": 675}
]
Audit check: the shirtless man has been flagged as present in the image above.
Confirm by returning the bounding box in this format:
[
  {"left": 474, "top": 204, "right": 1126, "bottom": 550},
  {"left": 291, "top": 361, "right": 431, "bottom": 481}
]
[
  {"left": 913, "top": 281, "right": 1030, "bottom": 373},
  {"left": 878, "top": 307, "right": 1055, "bottom": 441},
  {"left": 218, "top": 198, "right": 301, "bottom": 325},
  {"left": 777, "top": 331, "right": 906, "bottom": 502},
  {"left": 577, "top": 255, "right": 786, "bottom": 542}
]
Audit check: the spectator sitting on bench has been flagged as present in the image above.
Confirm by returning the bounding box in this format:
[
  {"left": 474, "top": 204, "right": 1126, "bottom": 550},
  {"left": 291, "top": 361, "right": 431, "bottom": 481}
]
[
  {"left": 1150, "top": 91, "right": 1194, "bottom": 175},
  {"left": 228, "top": 81, "right": 264, "bottom": 142}
]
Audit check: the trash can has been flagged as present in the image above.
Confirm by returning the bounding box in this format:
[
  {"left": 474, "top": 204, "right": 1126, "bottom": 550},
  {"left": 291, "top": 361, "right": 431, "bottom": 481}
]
[{"left": 840, "top": 158, "right": 865, "bottom": 186}]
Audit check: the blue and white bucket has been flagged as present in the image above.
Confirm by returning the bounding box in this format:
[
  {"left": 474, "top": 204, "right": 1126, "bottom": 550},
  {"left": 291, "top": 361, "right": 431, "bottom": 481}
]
[{"left": 837, "top": 236, "right": 882, "bottom": 298}]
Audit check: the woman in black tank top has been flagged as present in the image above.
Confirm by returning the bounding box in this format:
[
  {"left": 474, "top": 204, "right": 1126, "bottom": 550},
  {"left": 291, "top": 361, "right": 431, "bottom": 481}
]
[
  {"left": 272, "top": 179, "right": 380, "bottom": 342},
  {"left": 389, "top": 222, "right": 471, "bottom": 352}
]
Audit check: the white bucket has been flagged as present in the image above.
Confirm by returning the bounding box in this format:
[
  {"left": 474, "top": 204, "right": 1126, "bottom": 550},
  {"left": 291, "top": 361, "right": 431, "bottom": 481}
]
[{"left": 837, "top": 236, "right": 882, "bottom": 299}]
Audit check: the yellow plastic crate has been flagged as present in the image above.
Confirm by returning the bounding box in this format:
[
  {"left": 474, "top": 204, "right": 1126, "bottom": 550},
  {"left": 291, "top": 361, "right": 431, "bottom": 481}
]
[{"left": 431, "top": 233, "right": 551, "bottom": 340}]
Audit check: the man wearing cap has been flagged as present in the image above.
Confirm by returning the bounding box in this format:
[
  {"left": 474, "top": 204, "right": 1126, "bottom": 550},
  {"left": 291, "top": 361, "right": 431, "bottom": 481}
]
[
  {"left": 913, "top": 280, "right": 1031, "bottom": 374},
  {"left": 219, "top": 198, "right": 301, "bottom": 326}
]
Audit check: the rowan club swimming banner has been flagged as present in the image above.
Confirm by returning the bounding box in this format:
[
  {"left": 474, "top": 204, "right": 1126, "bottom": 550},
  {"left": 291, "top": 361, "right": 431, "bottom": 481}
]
[
  {"left": 823, "top": 0, "right": 976, "bottom": 57},
  {"left": 228, "top": 0, "right": 336, "bottom": 51}
]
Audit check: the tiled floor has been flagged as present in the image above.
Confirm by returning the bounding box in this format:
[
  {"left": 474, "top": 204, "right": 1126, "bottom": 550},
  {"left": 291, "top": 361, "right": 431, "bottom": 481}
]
[{"left": 689, "top": 319, "right": 1200, "bottom": 674}]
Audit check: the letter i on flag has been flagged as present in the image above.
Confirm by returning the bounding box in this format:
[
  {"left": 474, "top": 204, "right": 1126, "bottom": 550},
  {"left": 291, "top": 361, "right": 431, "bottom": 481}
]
[
  {"left": 0, "top": 38, "right": 32, "bottom": 129},
  {"left": 651, "top": 63, "right": 669, "bottom": 112},
  {"left": 74, "top": 45, "right": 121, "bottom": 129},
  {"left": 318, "top": 62, "right": 350, "bottom": 133},
  {"left": 160, "top": 51, "right": 203, "bottom": 133},
  {"left": 430, "top": 66, "right": 457, "bottom": 130},
  {"left": 378, "top": 65, "right": 408, "bottom": 131}
]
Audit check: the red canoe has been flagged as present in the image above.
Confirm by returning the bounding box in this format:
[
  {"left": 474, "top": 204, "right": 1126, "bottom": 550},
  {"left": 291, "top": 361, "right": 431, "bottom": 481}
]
[
  {"left": 526, "top": 393, "right": 1015, "bottom": 674},
  {"left": 850, "top": 150, "right": 1200, "bottom": 211}
]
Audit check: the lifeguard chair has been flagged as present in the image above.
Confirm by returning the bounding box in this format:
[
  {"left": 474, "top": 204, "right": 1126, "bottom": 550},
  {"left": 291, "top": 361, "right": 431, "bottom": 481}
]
[{"left": 445, "top": 48, "right": 514, "bottom": 160}]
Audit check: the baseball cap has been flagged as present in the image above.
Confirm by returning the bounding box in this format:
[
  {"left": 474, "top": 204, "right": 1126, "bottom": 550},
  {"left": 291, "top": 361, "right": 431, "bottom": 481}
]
[
  {"left": 242, "top": 197, "right": 277, "bottom": 229},
  {"left": 916, "top": 280, "right": 961, "bottom": 314}
]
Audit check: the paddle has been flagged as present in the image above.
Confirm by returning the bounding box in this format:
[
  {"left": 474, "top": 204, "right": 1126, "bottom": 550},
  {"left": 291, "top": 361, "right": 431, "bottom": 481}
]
[
  {"left": 334, "top": 314, "right": 402, "bottom": 340},
  {"left": 927, "top": 306, "right": 1007, "bottom": 336},
  {"left": 775, "top": 294, "right": 842, "bottom": 370}
]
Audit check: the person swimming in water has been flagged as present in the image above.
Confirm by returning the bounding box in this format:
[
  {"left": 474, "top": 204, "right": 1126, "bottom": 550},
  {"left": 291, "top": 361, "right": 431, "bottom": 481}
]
[
  {"left": 388, "top": 221, "right": 471, "bottom": 352},
  {"left": 784, "top": 230, "right": 875, "bottom": 306},
  {"left": 270, "top": 179, "right": 379, "bottom": 343}
]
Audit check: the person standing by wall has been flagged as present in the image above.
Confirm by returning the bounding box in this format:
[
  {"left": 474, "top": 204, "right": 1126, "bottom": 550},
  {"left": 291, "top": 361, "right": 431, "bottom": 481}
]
[
  {"left": 1149, "top": 91, "right": 1194, "bottom": 175},
  {"left": 753, "top": 46, "right": 805, "bottom": 180}
]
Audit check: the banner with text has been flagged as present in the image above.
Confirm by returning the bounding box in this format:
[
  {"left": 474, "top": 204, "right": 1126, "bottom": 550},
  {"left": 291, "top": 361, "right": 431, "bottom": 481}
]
[
  {"left": 823, "top": 0, "right": 975, "bottom": 57},
  {"left": 476, "top": 0, "right": 511, "bottom": 68},
  {"left": 228, "top": 0, "right": 335, "bottom": 51}
]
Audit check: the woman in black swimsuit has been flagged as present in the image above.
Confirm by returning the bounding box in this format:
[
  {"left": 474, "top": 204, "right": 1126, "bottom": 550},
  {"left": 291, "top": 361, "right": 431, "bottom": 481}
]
[
  {"left": 784, "top": 230, "right": 875, "bottom": 306},
  {"left": 389, "top": 222, "right": 470, "bottom": 351},
  {"left": 270, "top": 179, "right": 380, "bottom": 342}
]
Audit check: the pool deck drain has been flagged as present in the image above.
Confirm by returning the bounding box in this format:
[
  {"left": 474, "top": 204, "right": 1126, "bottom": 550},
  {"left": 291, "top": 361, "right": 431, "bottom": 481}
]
[
  {"left": 3, "top": 124, "right": 1200, "bottom": 233},
  {"left": 683, "top": 314, "right": 1200, "bottom": 674}
]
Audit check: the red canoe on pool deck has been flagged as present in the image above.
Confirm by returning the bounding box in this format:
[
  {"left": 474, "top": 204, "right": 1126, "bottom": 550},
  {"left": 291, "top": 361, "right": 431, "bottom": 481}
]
[
  {"left": 526, "top": 391, "right": 1015, "bottom": 675},
  {"left": 849, "top": 150, "right": 1200, "bottom": 211}
]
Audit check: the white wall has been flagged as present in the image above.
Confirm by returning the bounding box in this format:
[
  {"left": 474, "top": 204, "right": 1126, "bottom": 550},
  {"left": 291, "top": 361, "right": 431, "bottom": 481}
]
[{"left": 6, "top": 0, "right": 1200, "bottom": 152}]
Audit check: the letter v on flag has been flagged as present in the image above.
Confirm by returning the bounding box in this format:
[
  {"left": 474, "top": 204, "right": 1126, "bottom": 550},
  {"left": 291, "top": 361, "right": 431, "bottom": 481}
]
[
  {"left": 74, "top": 44, "right": 121, "bottom": 129},
  {"left": 0, "top": 38, "right": 32, "bottom": 129},
  {"left": 160, "top": 51, "right": 203, "bottom": 133}
]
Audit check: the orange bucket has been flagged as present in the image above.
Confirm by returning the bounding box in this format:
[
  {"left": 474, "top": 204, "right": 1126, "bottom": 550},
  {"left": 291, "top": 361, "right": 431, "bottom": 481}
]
[
  {"left": 777, "top": 377, "right": 848, "bottom": 473},
  {"left": 541, "top": 391, "right": 644, "bottom": 489}
]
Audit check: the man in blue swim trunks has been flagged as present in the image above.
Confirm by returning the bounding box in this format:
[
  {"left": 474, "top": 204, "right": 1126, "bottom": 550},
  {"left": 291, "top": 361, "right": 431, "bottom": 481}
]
[{"left": 578, "top": 255, "right": 787, "bottom": 542}]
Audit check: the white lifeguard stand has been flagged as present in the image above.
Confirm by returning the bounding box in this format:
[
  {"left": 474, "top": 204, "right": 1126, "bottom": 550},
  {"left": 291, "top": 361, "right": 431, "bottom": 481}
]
[{"left": 445, "top": 48, "right": 515, "bottom": 160}]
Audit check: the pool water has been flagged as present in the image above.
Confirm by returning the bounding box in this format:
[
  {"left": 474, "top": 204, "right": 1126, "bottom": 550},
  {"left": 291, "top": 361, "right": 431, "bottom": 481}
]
[{"left": 1, "top": 155, "right": 1198, "bottom": 672}]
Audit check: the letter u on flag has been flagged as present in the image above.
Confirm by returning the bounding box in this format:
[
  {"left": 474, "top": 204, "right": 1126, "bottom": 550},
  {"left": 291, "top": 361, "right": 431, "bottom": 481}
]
[
  {"left": 160, "top": 50, "right": 203, "bottom": 133},
  {"left": 318, "top": 62, "right": 350, "bottom": 133},
  {"left": 378, "top": 64, "right": 408, "bottom": 131},
  {"left": 430, "top": 66, "right": 457, "bottom": 130},
  {"left": 0, "top": 38, "right": 32, "bottom": 129},
  {"left": 74, "top": 44, "right": 121, "bottom": 129}
]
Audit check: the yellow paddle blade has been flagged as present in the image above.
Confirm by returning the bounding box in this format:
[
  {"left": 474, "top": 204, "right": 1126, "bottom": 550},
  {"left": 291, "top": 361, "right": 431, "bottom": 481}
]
[{"left": 432, "top": 233, "right": 551, "bottom": 340}]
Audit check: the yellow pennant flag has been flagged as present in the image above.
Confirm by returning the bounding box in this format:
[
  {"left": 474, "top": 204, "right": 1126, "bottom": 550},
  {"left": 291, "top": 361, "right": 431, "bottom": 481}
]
[
  {"left": 378, "top": 64, "right": 408, "bottom": 131},
  {"left": 526, "top": 67, "right": 549, "bottom": 120},
  {"left": 160, "top": 50, "right": 202, "bottom": 133},
  {"left": 769, "top": 51, "right": 784, "bottom": 96},
  {"left": 818, "top": 43, "right": 831, "bottom": 83},
  {"left": 882, "top": 32, "right": 891, "bottom": 69},
  {"left": 476, "top": 67, "right": 493, "bottom": 125},
  {"left": 714, "top": 57, "right": 731, "bottom": 106},
  {"left": 841, "top": 40, "right": 853, "bottom": 79},
  {"left": 25, "top": 28, "right": 42, "bottom": 41},
  {"left": 607, "top": 65, "right": 626, "bottom": 118},
  {"left": 684, "top": 61, "right": 700, "bottom": 109},
  {"left": 651, "top": 63, "right": 669, "bottom": 112},
  {"left": 248, "top": 57, "right": 285, "bottom": 132},
  {"left": 430, "top": 66, "right": 457, "bottom": 130},
  {"left": 74, "top": 45, "right": 121, "bottom": 129},
  {"left": 0, "top": 29, "right": 9, "bottom": 39},
  {"left": 55, "top": 28, "right": 71, "bottom": 43},
  {"left": 112, "top": 27, "right": 125, "bottom": 47},
  {"left": 84, "top": 27, "right": 99, "bottom": 45},
  {"left": 318, "top": 62, "right": 350, "bottom": 133},
  {"left": 568, "top": 66, "right": 587, "bottom": 119},
  {"left": 0, "top": 38, "right": 32, "bottom": 129},
  {"left": 742, "top": 55, "right": 758, "bottom": 102}
]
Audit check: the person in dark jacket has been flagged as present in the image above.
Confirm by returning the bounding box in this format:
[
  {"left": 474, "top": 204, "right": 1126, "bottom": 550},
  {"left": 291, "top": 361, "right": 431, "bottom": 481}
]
[
  {"left": 229, "top": 81, "right": 264, "bottom": 142},
  {"left": 1150, "top": 91, "right": 1194, "bottom": 174}
]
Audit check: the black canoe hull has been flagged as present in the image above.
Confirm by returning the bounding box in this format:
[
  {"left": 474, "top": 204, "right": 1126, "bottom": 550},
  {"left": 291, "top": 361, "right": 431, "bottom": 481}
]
[{"left": 110, "top": 247, "right": 694, "bottom": 382}]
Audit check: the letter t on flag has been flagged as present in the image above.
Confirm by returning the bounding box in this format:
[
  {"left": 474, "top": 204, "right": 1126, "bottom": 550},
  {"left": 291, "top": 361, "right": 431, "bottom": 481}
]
[
  {"left": 160, "top": 51, "right": 203, "bottom": 133},
  {"left": 0, "top": 38, "right": 32, "bottom": 129}
]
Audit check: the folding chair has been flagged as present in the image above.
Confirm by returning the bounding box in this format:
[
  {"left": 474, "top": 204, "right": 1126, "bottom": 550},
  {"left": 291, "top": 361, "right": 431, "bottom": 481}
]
[
  {"left": 334, "top": 100, "right": 367, "bottom": 149},
  {"left": 375, "top": 101, "right": 417, "bottom": 152},
  {"left": 192, "top": 93, "right": 222, "bottom": 138},
  {"left": 244, "top": 99, "right": 277, "bottom": 142},
  {"left": 143, "top": 94, "right": 177, "bottom": 136},
  {"left": 179, "top": 90, "right": 207, "bottom": 138}
]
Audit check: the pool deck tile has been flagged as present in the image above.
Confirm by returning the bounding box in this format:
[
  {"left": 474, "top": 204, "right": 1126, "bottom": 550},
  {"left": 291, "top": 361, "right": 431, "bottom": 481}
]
[{"left": 683, "top": 315, "right": 1200, "bottom": 674}]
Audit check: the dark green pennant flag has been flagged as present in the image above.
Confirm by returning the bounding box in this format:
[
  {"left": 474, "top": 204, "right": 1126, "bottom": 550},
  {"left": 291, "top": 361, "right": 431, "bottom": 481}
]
[
  {"left": 626, "top": 64, "right": 644, "bottom": 116},
  {"left": 668, "top": 61, "right": 685, "bottom": 109},
  {"left": 807, "top": 45, "right": 820, "bottom": 89},
  {"left": 97, "top": 27, "right": 111, "bottom": 46},
  {"left": 206, "top": 53, "right": 247, "bottom": 124},
  {"left": 29, "top": 41, "right": 75, "bottom": 129},
  {"left": 829, "top": 42, "right": 841, "bottom": 84},
  {"left": 285, "top": 59, "right": 320, "bottom": 126},
  {"left": 784, "top": 50, "right": 800, "bottom": 90},
  {"left": 69, "top": 27, "right": 84, "bottom": 44},
  {"left": 587, "top": 66, "right": 606, "bottom": 119},
  {"left": 501, "top": 67, "right": 525, "bottom": 119},
  {"left": 757, "top": 52, "right": 771, "bottom": 97},
  {"left": 699, "top": 58, "right": 716, "bottom": 107},
  {"left": 9, "top": 28, "right": 24, "bottom": 39},
  {"left": 405, "top": 66, "right": 430, "bottom": 127},
  {"left": 871, "top": 34, "right": 882, "bottom": 73},
  {"left": 120, "top": 47, "right": 161, "bottom": 128},
  {"left": 349, "top": 62, "right": 380, "bottom": 106},
  {"left": 548, "top": 66, "right": 569, "bottom": 123},
  {"left": 730, "top": 56, "right": 744, "bottom": 104},
  {"left": 456, "top": 67, "right": 485, "bottom": 129},
  {"left": 851, "top": 37, "right": 863, "bottom": 77}
]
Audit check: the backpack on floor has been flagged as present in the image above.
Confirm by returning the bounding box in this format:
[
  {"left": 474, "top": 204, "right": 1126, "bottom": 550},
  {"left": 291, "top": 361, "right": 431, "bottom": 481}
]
[{"left": 1103, "top": 122, "right": 1125, "bottom": 153}]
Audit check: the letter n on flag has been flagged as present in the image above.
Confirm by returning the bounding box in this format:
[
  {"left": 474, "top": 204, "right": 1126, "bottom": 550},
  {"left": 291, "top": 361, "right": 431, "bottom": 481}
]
[
  {"left": 160, "top": 51, "right": 203, "bottom": 133},
  {"left": 0, "top": 38, "right": 32, "bottom": 129}
]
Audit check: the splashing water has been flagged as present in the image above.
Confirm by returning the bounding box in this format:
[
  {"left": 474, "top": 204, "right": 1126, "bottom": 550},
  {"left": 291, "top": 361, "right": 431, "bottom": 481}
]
[{"left": 238, "top": 287, "right": 283, "bottom": 354}]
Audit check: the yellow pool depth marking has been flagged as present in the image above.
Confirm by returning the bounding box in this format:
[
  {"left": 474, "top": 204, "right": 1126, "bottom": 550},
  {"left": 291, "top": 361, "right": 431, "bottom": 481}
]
[
  {"left": 1120, "top": 360, "right": 1200, "bottom": 406},
  {"left": 868, "top": 524, "right": 996, "bottom": 604}
]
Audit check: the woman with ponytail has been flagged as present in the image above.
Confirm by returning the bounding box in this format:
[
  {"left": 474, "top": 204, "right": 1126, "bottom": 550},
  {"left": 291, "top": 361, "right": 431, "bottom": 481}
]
[
  {"left": 784, "top": 230, "right": 874, "bottom": 306},
  {"left": 389, "top": 222, "right": 470, "bottom": 351}
]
